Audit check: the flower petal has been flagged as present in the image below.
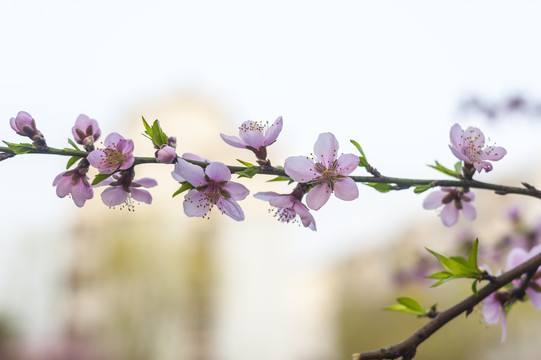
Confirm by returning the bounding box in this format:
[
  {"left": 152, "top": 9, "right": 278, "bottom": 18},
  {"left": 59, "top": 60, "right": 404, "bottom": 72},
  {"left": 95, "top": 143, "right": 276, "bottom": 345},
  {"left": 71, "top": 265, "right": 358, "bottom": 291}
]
[
  {"left": 480, "top": 146, "right": 507, "bottom": 161},
  {"left": 449, "top": 145, "right": 470, "bottom": 163},
  {"left": 441, "top": 203, "right": 459, "bottom": 226},
  {"left": 134, "top": 177, "right": 158, "bottom": 188},
  {"left": 101, "top": 187, "right": 128, "bottom": 207},
  {"left": 336, "top": 153, "right": 360, "bottom": 176},
  {"left": 86, "top": 149, "right": 105, "bottom": 170},
  {"left": 506, "top": 248, "right": 528, "bottom": 269},
  {"left": 269, "top": 195, "right": 294, "bottom": 208},
  {"left": 313, "top": 132, "right": 339, "bottom": 167},
  {"left": 449, "top": 123, "right": 463, "bottom": 150},
  {"left": 119, "top": 154, "right": 135, "bottom": 170},
  {"left": 183, "top": 189, "right": 210, "bottom": 217},
  {"left": 104, "top": 132, "right": 124, "bottom": 148},
  {"left": 182, "top": 153, "right": 209, "bottom": 162},
  {"left": 262, "top": 116, "right": 283, "bottom": 146},
  {"left": 293, "top": 202, "right": 316, "bottom": 231},
  {"left": 284, "top": 156, "right": 317, "bottom": 182},
  {"left": 463, "top": 126, "right": 486, "bottom": 150},
  {"left": 461, "top": 201, "right": 477, "bottom": 220},
  {"left": 422, "top": 190, "right": 446, "bottom": 210},
  {"left": 71, "top": 181, "right": 93, "bottom": 207},
  {"left": 239, "top": 121, "right": 265, "bottom": 148},
  {"left": 217, "top": 197, "right": 245, "bottom": 221},
  {"left": 223, "top": 181, "right": 249, "bottom": 200},
  {"left": 55, "top": 176, "right": 72, "bottom": 198},
  {"left": 306, "top": 183, "right": 332, "bottom": 210},
  {"left": 205, "top": 162, "right": 231, "bottom": 182},
  {"left": 174, "top": 159, "right": 206, "bottom": 187},
  {"left": 253, "top": 191, "right": 280, "bottom": 202},
  {"left": 131, "top": 188, "right": 153, "bottom": 204},
  {"left": 220, "top": 134, "right": 246, "bottom": 148},
  {"left": 334, "top": 177, "right": 359, "bottom": 201}
]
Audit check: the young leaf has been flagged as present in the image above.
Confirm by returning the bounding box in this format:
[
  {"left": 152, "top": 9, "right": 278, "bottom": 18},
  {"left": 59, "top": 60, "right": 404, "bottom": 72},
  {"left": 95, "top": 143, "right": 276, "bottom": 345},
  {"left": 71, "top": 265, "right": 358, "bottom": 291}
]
[
  {"left": 237, "top": 159, "right": 255, "bottom": 167},
  {"left": 266, "top": 176, "right": 293, "bottom": 183},
  {"left": 350, "top": 139, "right": 366, "bottom": 158},
  {"left": 66, "top": 156, "right": 82, "bottom": 170},
  {"left": 427, "top": 160, "right": 461, "bottom": 179},
  {"left": 2, "top": 141, "right": 34, "bottom": 154},
  {"left": 413, "top": 184, "right": 432, "bottom": 194},
  {"left": 425, "top": 247, "right": 473, "bottom": 275},
  {"left": 67, "top": 138, "right": 82, "bottom": 151},
  {"left": 365, "top": 183, "right": 393, "bottom": 193},
  {"left": 235, "top": 167, "right": 260, "bottom": 179},
  {"left": 397, "top": 297, "right": 424, "bottom": 313},
  {"left": 151, "top": 120, "right": 167, "bottom": 147},
  {"left": 471, "top": 279, "right": 479, "bottom": 296},
  {"left": 384, "top": 297, "right": 427, "bottom": 316},
  {"left": 92, "top": 173, "right": 113, "bottom": 185},
  {"left": 454, "top": 161, "right": 462, "bottom": 175},
  {"left": 425, "top": 271, "right": 453, "bottom": 279},
  {"left": 467, "top": 239, "right": 480, "bottom": 272},
  {"left": 172, "top": 182, "right": 194, "bottom": 197}
]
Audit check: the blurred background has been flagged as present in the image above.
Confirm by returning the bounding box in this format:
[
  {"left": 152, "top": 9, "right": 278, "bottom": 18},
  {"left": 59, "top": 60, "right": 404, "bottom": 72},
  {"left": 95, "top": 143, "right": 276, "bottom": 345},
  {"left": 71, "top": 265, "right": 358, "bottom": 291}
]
[{"left": 2, "top": 1, "right": 541, "bottom": 359}]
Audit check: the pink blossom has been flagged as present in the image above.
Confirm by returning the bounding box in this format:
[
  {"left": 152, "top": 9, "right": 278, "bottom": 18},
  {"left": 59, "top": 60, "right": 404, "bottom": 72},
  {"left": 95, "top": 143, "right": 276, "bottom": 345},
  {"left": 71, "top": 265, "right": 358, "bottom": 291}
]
[
  {"left": 72, "top": 114, "right": 101, "bottom": 146},
  {"left": 482, "top": 292, "right": 507, "bottom": 342},
  {"left": 449, "top": 124, "right": 506, "bottom": 173},
  {"left": 156, "top": 145, "right": 176, "bottom": 164},
  {"left": 254, "top": 191, "right": 316, "bottom": 231},
  {"left": 52, "top": 168, "right": 93, "bottom": 208},
  {"left": 95, "top": 171, "right": 157, "bottom": 210},
  {"left": 423, "top": 187, "right": 476, "bottom": 226},
  {"left": 10, "top": 111, "right": 44, "bottom": 142},
  {"left": 506, "top": 245, "right": 541, "bottom": 309},
  {"left": 284, "top": 132, "right": 359, "bottom": 210},
  {"left": 171, "top": 153, "right": 210, "bottom": 182},
  {"left": 87, "top": 133, "right": 135, "bottom": 174},
  {"left": 172, "top": 159, "right": 249, "bottom": 221},
  {"left": 220, "top": 116, "right": 283, "bottom": 160}
]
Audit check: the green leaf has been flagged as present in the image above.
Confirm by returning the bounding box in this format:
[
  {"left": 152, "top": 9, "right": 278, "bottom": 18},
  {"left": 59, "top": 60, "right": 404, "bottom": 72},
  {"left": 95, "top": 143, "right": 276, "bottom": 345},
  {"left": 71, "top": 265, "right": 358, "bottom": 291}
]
[
  {"left": 413, "top": 184, "right": 432, "bottom": 194},
  {"left": 172, "top": 182, "right": 195, "bottom": 197},
  {"left": 2, "top": 141, "right": 34, "bottom": 154},
  {"left": 266, "top": 176, "right": 293, "bottom": 183},
  {"left": 467, "top": 239, "right": 480, "bottom": 272},
  {"left": 454, "top": 161, "right": 462, "bottom": 175},
  {"left": 235, "top": 167, "right": 260, "bottom": 179},
  {"left": 365, "top": 183, "right": 393, "bottom": 193},
  {"left": 142, "top": 116, "right": 152, "bottom": 135},
  {"left": 427, "top": 160, "right": 461, "bottom": 179},
  {"left": 350, "top": 139, "right": 366, "bottom": 158},
  {"left": 66, "top": 156, "right": 82, "bottom": 170},
  {"left": 151, "top": 120, "right": 168, "bottom": 147},
  {"left": 92, "top": 173, "right": 113, "bottom": 186},
  {"left": 425, "top": 271, "right": 453, "bottom": 279},
  {"left": 429, "top": 276, "right": 457, "bottom": 287},
  {"left": 67, "top": 138, "right": 82, "bottom": 151},
  {"left": 425, "top": 247, "right": 474, "bottom": 275},
  {"left": 471, "top": 280, "right": 479, "bottom": 296},
  {"left": 397, "top": 297, "right": 424, "bottom": 313},
  {"left": 236, "top": 159, "right": 255, "bottom": 167}
]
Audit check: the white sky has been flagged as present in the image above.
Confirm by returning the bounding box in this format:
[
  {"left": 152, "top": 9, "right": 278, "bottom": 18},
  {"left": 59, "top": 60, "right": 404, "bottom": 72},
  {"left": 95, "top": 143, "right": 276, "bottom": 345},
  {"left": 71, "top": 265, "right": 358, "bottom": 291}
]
[{"left": 1, "top": 0, "right": 541, "bottom": 352}]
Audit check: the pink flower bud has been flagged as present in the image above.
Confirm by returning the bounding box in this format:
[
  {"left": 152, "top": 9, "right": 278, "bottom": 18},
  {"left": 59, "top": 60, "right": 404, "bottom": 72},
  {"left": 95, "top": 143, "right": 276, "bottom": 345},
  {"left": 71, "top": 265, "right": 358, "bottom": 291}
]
[{"left": 156, "top": 145, "right": 176, "bottom": 164}]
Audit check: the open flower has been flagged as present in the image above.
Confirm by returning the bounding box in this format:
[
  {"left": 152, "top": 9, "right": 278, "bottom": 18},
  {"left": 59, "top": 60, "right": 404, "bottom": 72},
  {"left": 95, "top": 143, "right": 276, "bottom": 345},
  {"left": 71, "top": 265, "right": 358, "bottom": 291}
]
[
  {"left": 87, "top": 133, "right": 135, "bottom": 174},
  {"left": 254, "top": 191, "right": 316, "bottom": 231},
  {"left": 284, "top": 132, "right": 359, "bottom": 210},
  {"left": 506, "top": 245, "right": 541, "bottom": 308},
  {"left": 449, "top": 124, "right": 506, "bottom": 173},
  {"left": 52, "top": 162, "right": 93, "bottom": 208},
  {"left": 72, "top": 114, "right": 101, "bottom": 148},
  {"left": 482, "top": 291, "right": 507, "bottom": 342},
  {"left": 172, "top": 159, "right": 249, "bottom": 221},
  {"left": 220, "top": 116, "right": 283, "bottom": 160},
  {"left": 95, "top": 170, "right": 157, "bottom": 210},
  {"left": 423, "top": 187, "right": 476, "bottom": 226}
]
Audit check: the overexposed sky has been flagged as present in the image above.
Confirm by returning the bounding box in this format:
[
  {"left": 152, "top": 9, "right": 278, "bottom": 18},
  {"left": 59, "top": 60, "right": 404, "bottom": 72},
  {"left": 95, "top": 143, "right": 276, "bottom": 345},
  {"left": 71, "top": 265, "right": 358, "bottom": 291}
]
[{"left": 2, "top": 1, "right": 541, "bottom": 348}]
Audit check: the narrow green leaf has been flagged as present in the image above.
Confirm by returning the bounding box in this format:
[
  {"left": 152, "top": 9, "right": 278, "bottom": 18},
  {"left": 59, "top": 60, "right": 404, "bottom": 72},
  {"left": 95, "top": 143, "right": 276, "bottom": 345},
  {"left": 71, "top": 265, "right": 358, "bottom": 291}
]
[
  {"left": 427, "top": 160, "right": 461, "bottom": 179},
  {"left": 2, "top": 141, "right": 34, "bottom": 154},
  {"left": 426, "top": 247, "right": 473, "bottom": 275},
  {"left": 365, "top": 183, "right": 393, "bottom": 193},
  {"left": 67, "top": 138, "right": 82, "bottom": 151},
  {"left": 397, "top": 297, "right": 424, "bottom": 313},
  {"left": 142, "top": 116, "right": 152, "bottom": 134},
  {"left": 151, "top": 120, "right": 167, "bottom": 147},
  {"left": 266, "top": 176, "right": 292, "bottom": 183},
  {"left": 172, "top": 182, "right": 194, "bottom": 197},
  {"left": 236, "top": 159, "right": 255, "bottom": 167},
  {"left": 426, "top": 271, "right": 453, "bottom": 279},
  {"left": 92, "top": 173, "right": 113, "bottom": 185},
  {"left": 413, "top": 184, "right": 432, "bottom": 194},
  {"left": 350, "top": 139, "right": 366, "bottom": 158},
  {"left": 467, "top": 239, "right": 480, "bottom": 272},
  {"left": 66, "top": 156, "right": 82, "bottom": 170},
  {"left": 454, "top": 161, "right": 463, "bottom": 175},
  {"left": 430, "top": 276, "right": 457, "bottom": 288},
  {"left": 471, "top": 280, "right": 479, "bottom": 296},
  {"left": 235, "top": 167, "right": 260, "bottom": 179}
]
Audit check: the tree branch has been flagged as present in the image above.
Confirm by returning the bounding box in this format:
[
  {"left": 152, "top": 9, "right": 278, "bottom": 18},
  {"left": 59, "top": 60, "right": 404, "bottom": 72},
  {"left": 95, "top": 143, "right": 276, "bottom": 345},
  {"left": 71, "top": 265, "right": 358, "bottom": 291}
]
[{"left": 353, "top": 251, "right": 541, "bottom": 360}]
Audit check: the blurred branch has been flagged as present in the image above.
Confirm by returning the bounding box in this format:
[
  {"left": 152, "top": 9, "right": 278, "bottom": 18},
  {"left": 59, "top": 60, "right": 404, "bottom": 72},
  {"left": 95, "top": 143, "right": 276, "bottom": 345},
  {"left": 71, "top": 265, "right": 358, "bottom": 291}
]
[{"left": 354, "top": 251, "right": 541, "bottom": 360}]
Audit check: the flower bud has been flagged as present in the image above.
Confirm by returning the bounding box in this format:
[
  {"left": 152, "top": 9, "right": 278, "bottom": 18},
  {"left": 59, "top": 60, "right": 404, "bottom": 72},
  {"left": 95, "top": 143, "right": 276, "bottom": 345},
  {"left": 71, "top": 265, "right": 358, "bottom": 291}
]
[{"left": 156, "top": 145, "right": 176, "bottom": 164}]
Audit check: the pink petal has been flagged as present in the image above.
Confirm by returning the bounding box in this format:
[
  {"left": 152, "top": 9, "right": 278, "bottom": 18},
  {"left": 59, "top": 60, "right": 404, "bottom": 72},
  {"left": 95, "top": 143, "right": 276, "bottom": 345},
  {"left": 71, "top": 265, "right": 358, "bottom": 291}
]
[
  {"left": 334, "top": 177, "right": 359, "bottom": 201},
  {"left": 449, "top": 123, "right": 463, "bottom": 150},
  {"left": 422, "top": 190, "right": 446, "bottom": 210},
  {"left": 104, "top": 132, "right": 124, "bottom": 148},
  {"left": 336, "top": 153, "right": 360, "bottom": 176},
  {"left": 134, "top": 177, "right": 158, "bottom": 188},
  {"left": 223, "top": 181, "right": 249, "bottom": 200},
  {"left": 306, "top": 183, "right": 332, "bottom": 210},
  {"left": 86, "top": 149, "right": 105, "bottom": 169},
  {"left": 205, "top": 162, "right": 231, "bottom": 182},
  {"left": 480, "top": 146, "right": 506, "bottom": 161},
  {"left": 262, "top": 116, "right": 283, "bottom": 146},
  {"left": 55, "top": 176, "right": 72, "bottom": 198},
  {"left": 482, "top": 295, "right": 502, "bottom": 324},
  {"left": 220, "top": 134, "right": 246, "bottom": 148},
  {"left": 101, "top": 187, "right": 128, "bottom": 207},
  {"left": 131, "top": 188, "right": 152, "bottom": 204},
  {"left": 527, "top": 288, "right": 541, "bottom": 309},
  {"left": 53, "top": 172, "right": 67, "bottom": 186},
  {"left": 500, "top": 311, "right": 507, "bottom": 342},
  {"left": 463, "top": 126, "right": 486, "bottom": 150},
  {"left": 506, "top": 248, "right": 528, "bottom": 269},
  {"left": 313, "top": 133, "right": 339, "bottom": 168},
  {"left": 284, "top": 156, "right": 317, "bottom": 182},
  {"left": 182, "top": 153, "right": 209, "bottom": 162},
  {"left": 239, "top": 121, "right": 266, "bottom": 148},
  {"left": 461, "top": 201, "right": 477, "bottom": 220},
  {"left": 119, "top": 154, "right": 135, "bottom": 170},
  {"left": 174, "top": 159, "right": 207, "bottom": 187},
  {"left": 269, "top": 195, "right": 294, "bottom": 208},
  {"left": 117, "top": 138, "right": 134, "bottom": 154},
  {"left": 293, "top": 202, "right": 316, "bottom": 231},
  {"left": 183, "top": 189, "right": 210, "bottom": 217},
  {"left": 441, "top": 203, "right": 459, "bottom": 226},
  {"left": 254, "top": 191, "right": 280, "bottom": 202},
  {"left": 217, "top": 197, "right": 245, "bottom": 221},
  {"left": 449, "top": 145, "right": 470, "bottom": 162},
  {"left": 71, "top": 181, "right": 92, "bottom": 207}
]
